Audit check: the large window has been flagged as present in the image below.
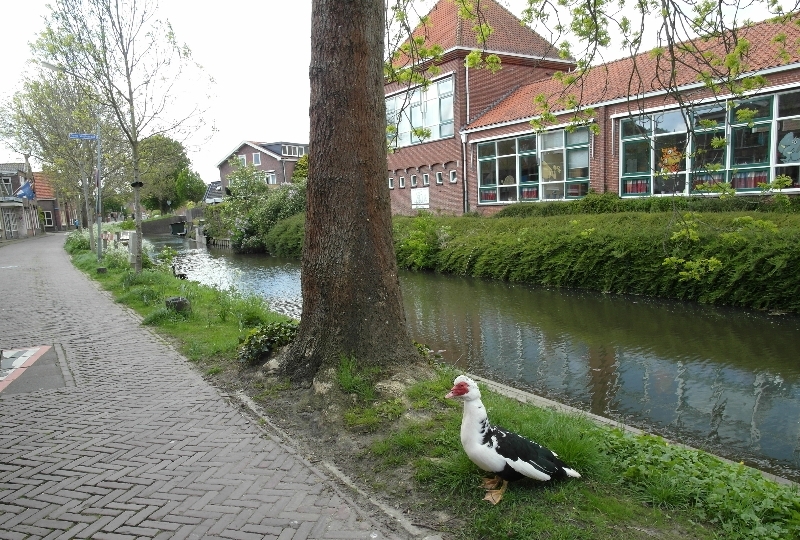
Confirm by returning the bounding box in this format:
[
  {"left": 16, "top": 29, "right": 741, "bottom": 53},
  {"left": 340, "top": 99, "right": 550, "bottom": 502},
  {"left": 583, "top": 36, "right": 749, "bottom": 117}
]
[
  {"left": 0, "top": 177, "right": 11, "bottom": 196},
  {"left": 387, "top": 76, "right": 454, "bottom": 148},
  {"left": 43, "top": 211, "right": 53, "bottom": 227},
  {"left": 621, "top": 90, "right": 800, "bottom": 196},
  {"left": 621, "top": 110, "right": 688, "bottom": 196},
  {"left": 477, "top": 128, "right": 590, "bottom": 203},
  {"left": 282, "top": 145, "right": 306, "bottom": 157}
]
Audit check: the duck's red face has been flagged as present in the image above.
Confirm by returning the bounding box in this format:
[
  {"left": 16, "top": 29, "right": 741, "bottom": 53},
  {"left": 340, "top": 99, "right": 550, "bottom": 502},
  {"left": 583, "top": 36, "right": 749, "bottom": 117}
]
[{"left": 445, "top": 380, "right": 470, "bottom": 399}]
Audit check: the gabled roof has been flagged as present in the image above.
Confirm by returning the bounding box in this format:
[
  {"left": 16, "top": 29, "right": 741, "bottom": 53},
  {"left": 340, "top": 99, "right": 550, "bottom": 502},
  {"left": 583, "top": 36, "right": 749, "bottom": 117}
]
[
  {"left": 216, "top": 141, "right": 309, "bottom": 168},
  {"left": 394, "top": 0, "right": 568, "bottom": 66},
  {"left": 216, "top": 141, "right": 282, "bottom": 167},
  {"left": 33, "top": 172, "right": 56, "bottom": 200},
  {"left": 466, "top": 14, "right": 800, "bottom": 131}
]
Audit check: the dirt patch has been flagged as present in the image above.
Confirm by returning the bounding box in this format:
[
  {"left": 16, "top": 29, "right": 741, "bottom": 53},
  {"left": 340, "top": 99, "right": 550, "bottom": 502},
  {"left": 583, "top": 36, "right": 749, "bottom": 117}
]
[{"left": 206, "top": 358, "right": 455, "bottom": 539}]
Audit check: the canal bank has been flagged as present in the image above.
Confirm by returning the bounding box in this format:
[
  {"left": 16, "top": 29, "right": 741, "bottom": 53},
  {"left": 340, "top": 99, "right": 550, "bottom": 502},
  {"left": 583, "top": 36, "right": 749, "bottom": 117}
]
[
  {"left": 147, "top": 233, "right": 800, "bottom": 484},
  {"left": 64, "top": 234, "right": 800, "bottom": 539}
]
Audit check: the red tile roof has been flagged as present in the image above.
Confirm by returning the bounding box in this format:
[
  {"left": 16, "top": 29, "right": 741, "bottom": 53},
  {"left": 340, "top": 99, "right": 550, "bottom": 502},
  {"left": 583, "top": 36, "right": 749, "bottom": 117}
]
[
  {"left": 33, "top": 172, "right": 56, "bottom": 200},
  {"left": 467, "top": 14, "right": 800, "bottom": 130},
  {"left": 393, "top": 0, "right": 564, "bottom": 66}
]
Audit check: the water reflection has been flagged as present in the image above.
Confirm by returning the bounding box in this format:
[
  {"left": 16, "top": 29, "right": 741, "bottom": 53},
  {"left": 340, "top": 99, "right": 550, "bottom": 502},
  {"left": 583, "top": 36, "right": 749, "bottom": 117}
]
[{"left": 149, "top": 234, "right": 800, "bottom": 481}]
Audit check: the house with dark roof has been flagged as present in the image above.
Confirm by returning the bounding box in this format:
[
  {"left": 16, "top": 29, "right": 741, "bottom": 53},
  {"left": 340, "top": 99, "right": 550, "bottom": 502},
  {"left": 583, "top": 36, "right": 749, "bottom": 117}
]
[
  {"left": 386, "top": 1, "right": 800, "bottom": 215},
  {"left": 216, "top": 141, "right": 309, "bottom": 193},
  {"left": 0, "top": 163, "right": 42, "bottom": 239}
]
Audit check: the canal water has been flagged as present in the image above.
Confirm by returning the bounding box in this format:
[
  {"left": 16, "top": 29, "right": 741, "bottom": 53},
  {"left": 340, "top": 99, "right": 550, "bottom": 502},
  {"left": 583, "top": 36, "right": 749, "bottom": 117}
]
[{"left": 150, "top": 234, "right": 800, "bottom": 482}]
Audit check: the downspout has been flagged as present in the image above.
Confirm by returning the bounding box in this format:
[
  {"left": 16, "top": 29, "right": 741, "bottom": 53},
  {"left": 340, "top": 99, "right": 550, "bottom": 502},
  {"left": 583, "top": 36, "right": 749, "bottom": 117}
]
[
  {"left": 463, "top": 64, "right": 470, "bottom": 214},
  {"left": 462, "top": 132, "right": 469, "bottom": 214},
  {"left": 465, "top": 65, "right": 470, "bottom": 124},
  {"left": 281, "top": 158, "right": 287, "bottom": 184}
]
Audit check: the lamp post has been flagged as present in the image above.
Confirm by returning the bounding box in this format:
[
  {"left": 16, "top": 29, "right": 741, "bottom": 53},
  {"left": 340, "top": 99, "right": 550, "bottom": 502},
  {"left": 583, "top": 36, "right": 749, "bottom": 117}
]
[{"left": 131, "top": 180, "right": 144, "bottom": 273}]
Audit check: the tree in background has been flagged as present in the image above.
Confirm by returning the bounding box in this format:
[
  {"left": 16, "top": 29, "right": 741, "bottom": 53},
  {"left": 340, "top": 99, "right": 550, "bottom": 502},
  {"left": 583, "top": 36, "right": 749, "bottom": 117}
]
[
  {"left": 138, "top": 134, "right": 191, "bottom": 213},
  {"left": 291, "top": 154, "right": 309, "bottom": 181},
  {"left": 176, "top": 168, "right": 207, "bottom": 205},
  {"left": 0, "top": 69, "right": 129, "bottom": 235},
  {"left": 33, "top": 0, "right": 211, "bottom": 272}
]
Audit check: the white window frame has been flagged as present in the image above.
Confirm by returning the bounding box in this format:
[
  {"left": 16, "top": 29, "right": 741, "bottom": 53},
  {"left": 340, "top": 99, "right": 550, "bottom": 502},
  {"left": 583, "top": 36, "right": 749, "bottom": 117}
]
[
  {"left": 265, "top": 171, "right": 277, "bottom": 185},
  {"left": 237, "top": 155, "right": 246, "bottom": 167},
  {"left": 411, "top": 174, "right": 418, "bottom": 187},
  {"left": 423, "top": 173, "right": 430, "bottom": 186},
  {"left": 399, "top": 176, "right": 405, "bottom": 188},
  {"left": 388, "top": 177, "right": 394, "bottom": 189},
  {"left": 1, "top": 177, "right": 12, "bottom": 196},
  {"left": 449, "top": 170, "right": 457, "bottom": 183},
  {"left": 43, "top": 211, "right": 53, "bottom": 227},
  {"left": 252, "top": 153, "right": 261, "bottom": 166},
  {"left": 436, "top": 172, "right": 443, "bottom": 185},
  {"left": 386, "top": 75, "right": 455, "bottom": 149}
]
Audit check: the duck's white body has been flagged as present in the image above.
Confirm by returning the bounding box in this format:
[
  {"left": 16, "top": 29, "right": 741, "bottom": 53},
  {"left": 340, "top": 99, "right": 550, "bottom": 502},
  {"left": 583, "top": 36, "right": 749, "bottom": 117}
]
[{"left": 446, "top": 375, "right": 580, "bottom": 502}]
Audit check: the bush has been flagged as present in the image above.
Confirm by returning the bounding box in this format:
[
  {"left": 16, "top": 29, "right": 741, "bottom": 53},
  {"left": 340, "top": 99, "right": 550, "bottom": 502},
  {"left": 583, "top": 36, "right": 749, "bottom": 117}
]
[
  {"left": 494, "top": 192, "right": 800, "bottom": 219},
  {"left": 237, "top": 320, "right": 299, "bottom": 365},
  {"left": 64, "top": 229, "right": 91, "bottom": 253},
  {"left": 392, "top": 212, "right": 800, "bottom": 312}
]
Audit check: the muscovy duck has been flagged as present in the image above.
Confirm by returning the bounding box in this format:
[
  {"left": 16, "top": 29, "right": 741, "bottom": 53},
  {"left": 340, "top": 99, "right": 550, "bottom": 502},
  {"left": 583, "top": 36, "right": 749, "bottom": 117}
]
[{"left": 445, "top": 375, "right": 580, "bottom": 504}]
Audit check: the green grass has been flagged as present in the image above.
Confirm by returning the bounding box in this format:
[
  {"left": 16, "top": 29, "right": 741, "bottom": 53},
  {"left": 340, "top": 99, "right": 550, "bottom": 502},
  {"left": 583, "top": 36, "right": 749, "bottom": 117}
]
[
  {"left": 363, "top": 369, "right": 800, "bottom": 540},
  {"left": 69, "top": 243, "right": 291, "bottom": 368}
]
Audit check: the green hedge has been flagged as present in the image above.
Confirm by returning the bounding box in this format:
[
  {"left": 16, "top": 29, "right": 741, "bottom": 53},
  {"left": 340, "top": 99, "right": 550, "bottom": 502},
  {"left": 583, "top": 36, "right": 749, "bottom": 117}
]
[
  {"left": 392, "top": 211, "right": 800, "bottom": 312},
  {"left": 494, "top": 192, "right": 800, "bottom": 218}
]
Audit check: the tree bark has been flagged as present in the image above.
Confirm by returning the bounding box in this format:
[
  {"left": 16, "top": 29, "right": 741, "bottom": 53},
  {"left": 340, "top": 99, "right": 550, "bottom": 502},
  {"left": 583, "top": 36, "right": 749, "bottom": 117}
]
[{"left": 281, "top": 0, "right": 418, "bottom": 381}]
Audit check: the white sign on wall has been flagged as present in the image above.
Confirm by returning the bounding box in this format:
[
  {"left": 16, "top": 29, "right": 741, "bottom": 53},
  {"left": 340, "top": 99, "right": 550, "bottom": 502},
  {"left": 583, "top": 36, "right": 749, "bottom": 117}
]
[{"left": 411, "top": 187, "right": 429, "bottom": 209}]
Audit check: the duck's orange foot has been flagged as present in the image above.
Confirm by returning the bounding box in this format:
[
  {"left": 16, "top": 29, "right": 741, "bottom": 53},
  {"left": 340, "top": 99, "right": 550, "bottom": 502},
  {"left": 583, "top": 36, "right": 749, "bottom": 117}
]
[
  {"left": 481, "top": 476, "right": 503, "bottom": 490},
  {"left": 481, "top": 479, "right": 508, "bottom": 504}
]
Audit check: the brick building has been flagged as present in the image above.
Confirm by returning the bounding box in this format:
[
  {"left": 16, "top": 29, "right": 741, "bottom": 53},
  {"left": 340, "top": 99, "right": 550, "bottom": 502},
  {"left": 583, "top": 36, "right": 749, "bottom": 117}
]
[
  {"left": 386, "top": 1, "right": 800, "bottom": 216},
  {"left": 217, "top": 141, "right": 309, "bottom": 191}
]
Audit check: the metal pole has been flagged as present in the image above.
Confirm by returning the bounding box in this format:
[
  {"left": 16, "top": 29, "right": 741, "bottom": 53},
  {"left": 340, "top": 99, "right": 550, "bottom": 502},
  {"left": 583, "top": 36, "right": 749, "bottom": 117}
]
[
  {"left": 95, "top": 122, "right": 102, "bottom": 261},
  {"left": 133, "top": 182, "right": 143, "bottom": 273}
]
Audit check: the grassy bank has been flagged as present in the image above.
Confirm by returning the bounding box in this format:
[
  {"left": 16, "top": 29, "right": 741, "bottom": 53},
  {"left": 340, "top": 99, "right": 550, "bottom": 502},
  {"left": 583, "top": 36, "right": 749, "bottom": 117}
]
[
  {"left": 392, "top": 211, "right": 800, "bottom": 313},
  {"left": 65, "top": 230, "right": 800, "bottom": 540}
]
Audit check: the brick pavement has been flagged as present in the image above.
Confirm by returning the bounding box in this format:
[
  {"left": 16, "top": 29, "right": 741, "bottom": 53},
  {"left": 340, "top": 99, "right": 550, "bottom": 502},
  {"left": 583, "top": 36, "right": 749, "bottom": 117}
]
[{"left": 0, "top": 234, "right": 412, "bottom": 540}]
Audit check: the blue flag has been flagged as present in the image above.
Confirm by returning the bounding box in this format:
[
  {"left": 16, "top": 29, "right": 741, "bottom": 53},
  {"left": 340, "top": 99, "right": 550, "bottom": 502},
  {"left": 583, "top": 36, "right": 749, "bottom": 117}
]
[{"left": 14, "top": 181, "right": 34, "bottom": 199}]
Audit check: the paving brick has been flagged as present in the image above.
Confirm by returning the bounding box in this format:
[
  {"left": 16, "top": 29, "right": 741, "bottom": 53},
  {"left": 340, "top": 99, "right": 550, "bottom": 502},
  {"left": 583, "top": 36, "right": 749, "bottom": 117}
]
[{"left": 0, "top": 235, "right": 407, "bottom": 540}]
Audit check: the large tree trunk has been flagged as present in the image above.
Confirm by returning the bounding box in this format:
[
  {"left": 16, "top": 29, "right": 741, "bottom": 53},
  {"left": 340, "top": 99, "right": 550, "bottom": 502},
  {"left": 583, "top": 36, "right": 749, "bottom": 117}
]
[{"left": 281, "top": 0, "right": 418, "bottom": 382}]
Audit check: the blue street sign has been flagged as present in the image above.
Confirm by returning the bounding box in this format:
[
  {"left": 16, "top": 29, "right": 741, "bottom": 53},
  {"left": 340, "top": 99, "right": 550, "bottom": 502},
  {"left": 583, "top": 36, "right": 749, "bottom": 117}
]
[{"left": 69, "top": 133, "right": 97, "bottom": 140}]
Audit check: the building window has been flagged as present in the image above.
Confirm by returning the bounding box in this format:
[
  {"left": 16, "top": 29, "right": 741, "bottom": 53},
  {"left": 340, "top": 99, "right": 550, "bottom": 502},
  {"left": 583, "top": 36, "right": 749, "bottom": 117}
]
[
  {"left": 237, "top": 155, "right": 246, "bottom": 167},
  {"left": 621, "top": 110, "right": 687, "bottom": 196},
  {"left": 477, "top": 129, "right": 588, "bottom": 204},
  {"left": 282, "top": 145, "right": 305, "bottom": 157},
  {"left": 436, "top": 171, "right": 443, "bottom": 185},
  {"left": 399, "top": 176, "right": 405, "bottom": 188},
  {"left": 411, "top": 174, "right": 417, "bottom": 187},
  {"left": 0, "top": 177, "right": 11, "bottom": 196},
  {"left": 423, "top": 173, "right": 430, "bottom": 186},
  {"left": 388, "top": 177, "right": 394, "bottom": 189},
  {"left": 386, "top": 75, "right": 454, "bottom": 148},
  {"left": 622, "top": 91, "right": 800, "bottom": 196},
  {"left": 449, "top": 170, "right": 457, "bottom": 183},
  {"left": 252, "top": 153, "right": 261, "bottom": 166},
  {"left": 43, "top": 211, "right": 53, "bottom": 227},
  {"left": 265, "top": 171, "right": 277, "bottom": 185}
]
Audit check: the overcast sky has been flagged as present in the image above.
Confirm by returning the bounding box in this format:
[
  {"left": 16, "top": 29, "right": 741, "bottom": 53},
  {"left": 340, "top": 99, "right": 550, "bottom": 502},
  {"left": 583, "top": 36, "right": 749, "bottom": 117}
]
[{"left": 1, "top": 0, "right": 777, "bottom": 184}]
